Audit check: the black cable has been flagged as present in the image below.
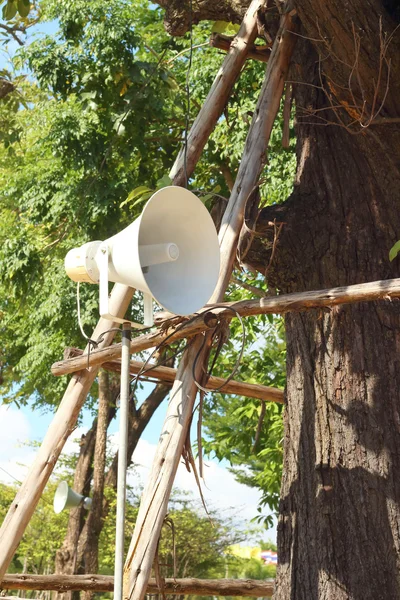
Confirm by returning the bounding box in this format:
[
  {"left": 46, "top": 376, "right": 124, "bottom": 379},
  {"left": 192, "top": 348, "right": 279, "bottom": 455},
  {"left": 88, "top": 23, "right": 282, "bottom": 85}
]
[
  {"left": 183, "top": 0, "right": 193, "bottom": 188},
  {"left": 192, "top": 306, "right": 246, "bottom": 394}
]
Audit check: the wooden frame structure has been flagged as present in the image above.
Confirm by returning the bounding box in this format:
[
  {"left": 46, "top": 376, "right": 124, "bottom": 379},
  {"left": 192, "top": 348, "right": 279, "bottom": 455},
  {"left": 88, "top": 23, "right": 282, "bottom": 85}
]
[{"left": 1, "top": 0, "right": 398, "bottom": 597}]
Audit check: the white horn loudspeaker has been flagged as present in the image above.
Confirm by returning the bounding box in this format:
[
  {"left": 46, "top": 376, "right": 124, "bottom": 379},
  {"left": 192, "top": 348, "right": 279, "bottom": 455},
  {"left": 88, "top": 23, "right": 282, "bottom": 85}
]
[
  {"left": 53, "top": 481, "right": 92, "bottom": 514},
  {"left": 65, "top": 186, "right": 220, "bottom": 327}
]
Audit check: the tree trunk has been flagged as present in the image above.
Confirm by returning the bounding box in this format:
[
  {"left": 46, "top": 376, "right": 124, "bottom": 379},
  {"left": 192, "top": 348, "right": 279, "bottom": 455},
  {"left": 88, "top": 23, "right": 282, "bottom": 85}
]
[
  {"left": 104, "top": 382, "right": 170, "bottom": 492},
  {"left": 54, "top": 377, "right": 169, "bottom": 598},
  {"left": 54, "top": 375, "right": 118, "bottom": 600},
  {"left": 54, "top": 416, "right": 98, "bottom": 600},
  {"left": 76, "top": 370, "right": 110, "bottom": 600},
  {"left": 245, "top": 5, "right": 400, "bottom": 597}
]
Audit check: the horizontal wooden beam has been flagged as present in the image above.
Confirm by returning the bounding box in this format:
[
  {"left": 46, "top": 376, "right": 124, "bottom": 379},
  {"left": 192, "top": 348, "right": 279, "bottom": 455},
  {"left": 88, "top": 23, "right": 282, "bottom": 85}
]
[
  {"left": 51, "top": 278, "right": 400, "bottom": 377},
  {"left": 1, "top": 574, "right": 274, "bottom": 597},
  {"left": 210, "top": 32, "right": 270, "bottom": 63},
  {"left": 62, "top": 349, "right": 284, "bottom": 403}
]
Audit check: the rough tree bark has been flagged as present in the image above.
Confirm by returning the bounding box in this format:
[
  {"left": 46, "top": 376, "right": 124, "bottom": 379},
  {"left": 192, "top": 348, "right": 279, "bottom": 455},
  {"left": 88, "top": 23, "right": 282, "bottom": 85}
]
[
  {"left": 76, "top": 370, "right": 110, "bottom": 600},
  {"left": 246, "top": 7, "right": 400, "bottom": 600},
  {"left": 157, "top": 0, "right": 400, "bottom": 598}
]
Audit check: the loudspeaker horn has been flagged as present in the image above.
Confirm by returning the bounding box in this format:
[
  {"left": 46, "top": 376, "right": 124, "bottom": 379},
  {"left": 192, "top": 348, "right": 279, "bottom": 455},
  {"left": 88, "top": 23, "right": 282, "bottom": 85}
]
[
  {"left": 53, "top": 481, "right": 92, "bottom": 514},
  {"left": 65, "top": 186, "right": 220, "bottom": 326}
]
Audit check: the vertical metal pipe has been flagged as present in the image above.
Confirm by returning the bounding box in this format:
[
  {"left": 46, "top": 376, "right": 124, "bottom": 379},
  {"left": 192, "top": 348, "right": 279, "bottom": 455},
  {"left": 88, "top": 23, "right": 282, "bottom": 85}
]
[{"left": 114, "top": 322, "right": 131, "bottom": 600}]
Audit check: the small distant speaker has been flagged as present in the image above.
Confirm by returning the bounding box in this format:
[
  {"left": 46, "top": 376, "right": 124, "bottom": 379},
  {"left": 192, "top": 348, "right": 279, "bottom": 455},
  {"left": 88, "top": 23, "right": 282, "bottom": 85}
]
[
  {"left": 53, "top": 481, "right": 92, "bottom": 514},
  {"left": 65, "top": 186, "right": 220, "bottom": 316}
]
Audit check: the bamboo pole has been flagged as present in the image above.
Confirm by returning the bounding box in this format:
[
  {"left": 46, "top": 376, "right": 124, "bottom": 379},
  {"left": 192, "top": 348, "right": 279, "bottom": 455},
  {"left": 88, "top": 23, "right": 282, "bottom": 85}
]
[
  {"left": 0, "top": 3, "right": 258, "bottom": 575},
  {"left": 210, "top": 33, "right": 270, "bottom": 63},
  {"left": 50, "top": 276, "right": 400, "bottom": 378},
  {"left": 123, "top": 7, "right": 298, "bottom": 600},
  {"left": 0, "top": 284, "right": 134, "bottom": 580},
  {"left": 0, "top": 575, "right": 274, "bottom": 597}
]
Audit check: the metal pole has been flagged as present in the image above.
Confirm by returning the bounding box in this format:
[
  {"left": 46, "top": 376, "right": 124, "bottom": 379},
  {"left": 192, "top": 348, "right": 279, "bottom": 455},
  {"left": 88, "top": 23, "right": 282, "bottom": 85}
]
[{"left": 114, "top": 322, "right": 131, "bottom": 600}]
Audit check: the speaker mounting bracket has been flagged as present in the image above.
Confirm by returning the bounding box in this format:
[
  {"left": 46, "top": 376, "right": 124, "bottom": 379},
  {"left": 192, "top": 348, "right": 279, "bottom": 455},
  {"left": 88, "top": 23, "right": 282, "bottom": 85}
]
[{"left": 98, "top": 244, "right": 154, "bottom": 329}]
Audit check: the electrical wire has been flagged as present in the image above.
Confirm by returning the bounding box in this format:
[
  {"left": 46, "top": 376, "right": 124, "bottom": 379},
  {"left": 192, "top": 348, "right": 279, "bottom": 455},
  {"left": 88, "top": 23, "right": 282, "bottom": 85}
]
[
  {"left": 77, "top": 281, "right": 95, "bottom": 343},
  {"left": 192, "top": 306, "right": 246, "bottom": 394},
  {"left": 77, "top": 282, "right": 122, "bottom": 368},
  {"left": 183, "top": 0, "right": 193, "bottom": 188},
  {"left": 0, "top": 465, "right": 22, "bottom": 485}
]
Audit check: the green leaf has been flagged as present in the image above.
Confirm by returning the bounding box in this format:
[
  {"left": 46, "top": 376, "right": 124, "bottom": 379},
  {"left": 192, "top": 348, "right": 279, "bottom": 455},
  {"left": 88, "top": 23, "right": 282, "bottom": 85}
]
[
  {"left": 389, "top": 240, "right": 400, "bottom": 262},
  {"left": 120, "top": 186, "right": 153, "bottom": 209},
  {"left": 156, "top": 174, "right": 172, "bottom": 189},
  {"left": 211, "top": 21, "right": 229, "bottom": 34},
  {"left": 17, "top": 0, "right": 30, "bottom": 17},
  {"left": 3, "top": 0, "right": 18, "bottom": 20}
]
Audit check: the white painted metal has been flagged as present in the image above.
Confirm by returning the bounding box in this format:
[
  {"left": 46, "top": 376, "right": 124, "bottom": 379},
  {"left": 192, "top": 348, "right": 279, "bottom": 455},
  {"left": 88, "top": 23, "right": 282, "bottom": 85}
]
[
  {"left": 65, "top": 186, "right": 220, "bottom": 317},
  {"left": 114, "top": 322, "right": 131, "bottom": 600},
  {"left": 53, "top": 481, "right": 92, "bottom": 514}
]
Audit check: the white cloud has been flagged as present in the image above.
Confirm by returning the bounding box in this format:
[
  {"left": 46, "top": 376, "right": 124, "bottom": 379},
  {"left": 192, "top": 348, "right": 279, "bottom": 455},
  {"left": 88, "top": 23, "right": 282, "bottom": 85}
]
[
  {"left": 0, "top": 404, "right": 36, "bottom": 484},
  {"left": 0, "top": 409, "right": 276, "bottom": 541},
  {"left": 0, "top": 404, "right": 88, "bottom": 486},
  {"left": 129, "top": 438, "right": 275, "bottom": 537}
]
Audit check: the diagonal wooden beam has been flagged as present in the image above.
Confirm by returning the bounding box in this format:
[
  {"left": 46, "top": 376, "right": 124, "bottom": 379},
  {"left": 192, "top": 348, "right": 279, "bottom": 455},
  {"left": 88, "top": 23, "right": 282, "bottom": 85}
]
[
  {"left": 51, "top": 277, "right": 400, "bottom": 377},
  {"left": 170, "top": 2, "right": 269, "bottom": 186},
  {"left": 0, "top": 284, "right": 134, "bottom": 580},
  {"left": 123, "top": 5, "right": 298, "bottom": 600}
]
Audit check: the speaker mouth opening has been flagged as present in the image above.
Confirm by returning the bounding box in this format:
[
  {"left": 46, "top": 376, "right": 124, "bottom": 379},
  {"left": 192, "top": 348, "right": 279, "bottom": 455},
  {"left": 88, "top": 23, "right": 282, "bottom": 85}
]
[{"left": 138, "top": 186, "right": 220, "bottom": 316}]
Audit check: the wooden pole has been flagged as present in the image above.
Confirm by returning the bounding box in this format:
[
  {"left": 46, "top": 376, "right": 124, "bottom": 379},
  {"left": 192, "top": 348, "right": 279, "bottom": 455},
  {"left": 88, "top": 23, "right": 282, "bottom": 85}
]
[
  {"left": 0, "top": 1, "right": 257, "bottom": 574},
  {"left": 108, "top": 359, "right": 284, "bottom": 403},
  {"left": 0, "top": 284, "right": 134, "bottom": 580},
  {"left": 50, "top": 276, "right": 400, "bottom": 379},
  {"left": 0, "top": 575, "right": 274, "bottom": 597},
  {"left": 57, "top": 350, "right": 284, "bottom": 403},
  {"left": 123, "top": 7, "right": 298, "bottom": 600},
  {"left": 169, "top": 0, "right": 265, "bottom": 186},
  {"left": 210, "top": 33, "right": 270, "bottom": 63}
]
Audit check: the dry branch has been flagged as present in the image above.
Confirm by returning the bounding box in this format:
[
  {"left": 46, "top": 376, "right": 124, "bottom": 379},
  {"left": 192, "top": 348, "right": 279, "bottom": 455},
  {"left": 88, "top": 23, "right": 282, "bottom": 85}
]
[
  {"left": 231, "top": 276, "right": 266, "bottom": 297},
  {"left": 50, "top": 278, "right": 400, "bottom": 377},
  {"left": 123, "top": 4, "right": 297, "bottom": 600},
  {"left": 282, "top": 83, "right": 292, "bottom": 147},
  {"left": 0, "top": 575, "right": 274, "bottom": 597},
  {"left": 210, "top": 33, "right": 270, "bottom": 63}
]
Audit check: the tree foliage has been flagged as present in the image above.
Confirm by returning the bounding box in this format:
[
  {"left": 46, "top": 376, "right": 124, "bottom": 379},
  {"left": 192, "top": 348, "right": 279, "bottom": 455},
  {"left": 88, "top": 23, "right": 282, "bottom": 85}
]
[
  {"left": 0, "top": 477, "right": 251, "bottom": 582},
  {"left": 0, "top": 0, "right": 296, "bottom": 529}
]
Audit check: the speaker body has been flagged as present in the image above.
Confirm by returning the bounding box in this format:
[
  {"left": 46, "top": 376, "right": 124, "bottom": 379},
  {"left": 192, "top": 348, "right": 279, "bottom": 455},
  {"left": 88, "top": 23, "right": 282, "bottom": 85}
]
[
  {"left": 53, "top": 481, "right": 92, "bottom": 514},
  {"left": 65, "top": 186, "right": 220, "bottom": 316}
]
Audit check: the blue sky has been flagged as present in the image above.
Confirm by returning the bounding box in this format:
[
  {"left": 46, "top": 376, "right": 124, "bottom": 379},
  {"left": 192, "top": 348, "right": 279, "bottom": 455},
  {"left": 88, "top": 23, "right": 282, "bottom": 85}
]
[
  {"left": 0, "top": 18, "right": 58, "bottom": 70},
  {"left": 17, "top": 379, "right": 169, "bottom": 444}
]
